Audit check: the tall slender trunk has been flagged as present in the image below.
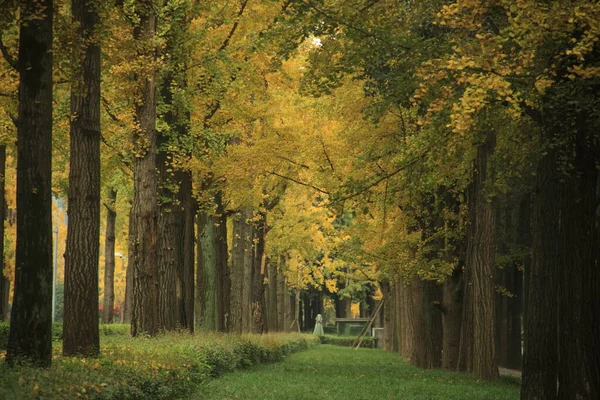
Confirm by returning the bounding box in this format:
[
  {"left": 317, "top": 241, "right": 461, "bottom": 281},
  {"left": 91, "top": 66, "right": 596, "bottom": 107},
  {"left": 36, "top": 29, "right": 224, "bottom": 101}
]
[
  {"left": 381, "top": 281, "right": 394, "bottom": 351},
  {"left": 394, "top": 277, "right": 404, "bottom": 354},
  {"left": 229, "top": 210, "right": 247, "bottom": 333},
  {"left": 102, "top": 189, "right": 117, "bottom": 324},
  {"left": 215, "top": 194, "right": 229, "bottom": 332},
  {"left": 156, "top": 149, "right": 179, "bottom": 331},
  {"left": 251, "top": 214, "right": 266, "bottom": 333},
  {"left": 240, "top": 208, "right": 253, "bottom": 333},
  {"left": 469, "top": 132, "right": 498, "bottom": 380},
  {"left": 557, "top": 125, "right": 600, "bottom": 400},
  {"left": 197, "top": 210, "right": 217, "bottom": 330},
  {"left": 521, "top": 150, "right": 561, "bottom": 400},
  {"left": 442, "top": 266, "right": 463, "bottom": 369},
  {"left": 130, "top": 1, "right": 159, "bottom": 337},
  {"left": 180, "top": 171, "right": 195, "bottom": 332},
  {"left": 7, "top": 0, "right": 54, "bottom": 366},
  {"left": 276, "top": 259, "right": 285, "bottom": 332},
  {"left": 268, "top": 260, "right": 278, "bottom": 331},
  {"left": 63, "top": 0, "right": 101, "bottom": 357},
  {"left": 123, "top": 210, "right": 134, "bottom": 324},
  {"left": 0, "top": 145, "right": 8, "bottom": 322}
]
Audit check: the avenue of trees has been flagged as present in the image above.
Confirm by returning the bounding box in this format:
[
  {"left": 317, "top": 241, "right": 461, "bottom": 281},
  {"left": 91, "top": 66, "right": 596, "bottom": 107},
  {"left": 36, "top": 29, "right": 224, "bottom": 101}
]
[{"left": 0, "top": 1, "right": 598, "bottom": 399}]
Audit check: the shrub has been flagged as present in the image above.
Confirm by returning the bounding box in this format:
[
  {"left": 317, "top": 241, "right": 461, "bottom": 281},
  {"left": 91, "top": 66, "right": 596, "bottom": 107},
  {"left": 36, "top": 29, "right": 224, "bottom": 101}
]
[
  {"left": 319, "top": 334, "right": 375, "bottom": 348},
  {"left": 0, "top": 332, "right": 319, "bottom": 399}
]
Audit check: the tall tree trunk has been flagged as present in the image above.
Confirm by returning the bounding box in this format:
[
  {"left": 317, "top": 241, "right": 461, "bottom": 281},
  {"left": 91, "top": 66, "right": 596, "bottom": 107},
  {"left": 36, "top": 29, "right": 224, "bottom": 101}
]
[
  {"left": 102, "top": 189, "right": 117, "bottom": 324},
  {"left": 406, "top": 278, "right": 428, "bottom": 367},
  {"left": 557, "top": 125, "right": 600, "bottom": 400},
  {"left": 381, "top": 280, "right": 394, "bottom": 351},
  {"left": 276, "top": 260, "right": 285, "bottom": 332},
  {"left": 197, "top": 210, "right": 217, "bottom": 330},
  {"left": 240, "top": 208, "right": 253, "bottom": 333},
  {"left": 0, "top": 145, "right": 8, "bottom": 322},
  {"left": 6, "top": 0, "right": 54, "bottom": 366},
  {"left": 215, "top": 194, "right": 229, "bottom": 332},
  {"left": 427, "top": 281, "right": 444, "bottom": 369},
  {"left": 521, "top": 150, "right": 561, "bottom": 400},
  {"left": 469, "top": 132, "right": 498, "bottom": 380},
  {"left": 63, "top": 0, "right": 101, "bottom": 357},
  {"left": 268, "top": 260, "right": 278, "bottom": 331},
  {"left": 156, "top": 149, "right": 179, "bottom": 332},
  {"left": 251, "top": 214, "right": 266, "bottom": 333},
  {"left": 442, "top": 266, "right": 463, "bottom": 370},
  {"left": 394, "top": 277, "right": 404, "bottom": 355},
  {"left": 457, "top": 261, "right": 473, "bottom": 372},
  {"left": 229, "top": 210, "right": 246, "bottom": 334},
  {"left": 180, "top": 171, "right": 195, "bottom": 332},
  {"left": 123, "top": 210, "right": 134, "bottom": 324},
  {"left": 505, "top": 198, "right": 523, "bottom": 370},
  {"left": 130, "top": 1, "right": 159, "bottom": 337}
]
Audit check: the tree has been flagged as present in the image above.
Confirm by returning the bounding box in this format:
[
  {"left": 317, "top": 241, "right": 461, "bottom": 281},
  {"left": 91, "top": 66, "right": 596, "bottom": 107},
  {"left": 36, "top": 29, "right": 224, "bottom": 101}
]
[
  {"left": 130, "top": 0, "right": 160, "bottom": 337},
  {"left": 6, "top": 0, "right": 54, "bottom": 366},
  {"left": 102, "top": 189, "right": 117, "bottom": 324},
  {"left": 0, "top": 145, "right": 9, "bottom": 322},
  {"left": 63, "top": 0, "right": 102, "bottom": 357}
]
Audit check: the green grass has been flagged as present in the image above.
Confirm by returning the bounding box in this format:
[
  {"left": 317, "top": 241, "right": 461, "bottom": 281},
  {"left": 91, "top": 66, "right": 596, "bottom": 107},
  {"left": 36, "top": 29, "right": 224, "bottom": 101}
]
[{"left": 193, "top": 345, "right": 520, "bottom": 400}]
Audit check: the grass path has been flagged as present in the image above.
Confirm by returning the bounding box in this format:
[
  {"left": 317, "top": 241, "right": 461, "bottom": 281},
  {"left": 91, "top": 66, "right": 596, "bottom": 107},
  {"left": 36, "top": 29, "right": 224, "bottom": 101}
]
[{"left": 193, "top": 345, "right": 520, "bottom": 400}]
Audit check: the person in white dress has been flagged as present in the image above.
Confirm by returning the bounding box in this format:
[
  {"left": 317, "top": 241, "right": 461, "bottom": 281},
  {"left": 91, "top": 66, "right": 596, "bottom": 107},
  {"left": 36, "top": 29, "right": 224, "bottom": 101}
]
[{"left": 313, "top": 313, "right": 324, "bottom": 336}]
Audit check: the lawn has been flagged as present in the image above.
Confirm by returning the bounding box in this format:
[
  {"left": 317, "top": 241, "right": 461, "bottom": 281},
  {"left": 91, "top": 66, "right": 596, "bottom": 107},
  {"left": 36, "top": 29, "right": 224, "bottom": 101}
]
[{"left": 194, "top": 345, "right": 520, "bottom": 400}]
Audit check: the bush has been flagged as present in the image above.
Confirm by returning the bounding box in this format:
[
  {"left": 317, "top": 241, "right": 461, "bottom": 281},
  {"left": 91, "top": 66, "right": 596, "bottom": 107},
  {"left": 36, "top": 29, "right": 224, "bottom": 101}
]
[
  {"left": 0, "top": 332, "right": 319, "bottom": 399},
  {"left": 320, "top": 334, "right": 375, "bottom": 348},
  {"left": 0, "top": 322, "right": 63, "bottom": 350}
]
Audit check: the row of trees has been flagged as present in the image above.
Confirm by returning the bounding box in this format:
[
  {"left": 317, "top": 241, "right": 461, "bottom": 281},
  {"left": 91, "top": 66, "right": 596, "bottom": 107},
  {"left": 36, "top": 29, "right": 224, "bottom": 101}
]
[
  {"left": 280, "top": 1, "right": 599, "bottom": 398},
  {"left": 1, "top": 1, "right": 598, "bottom": 399}
]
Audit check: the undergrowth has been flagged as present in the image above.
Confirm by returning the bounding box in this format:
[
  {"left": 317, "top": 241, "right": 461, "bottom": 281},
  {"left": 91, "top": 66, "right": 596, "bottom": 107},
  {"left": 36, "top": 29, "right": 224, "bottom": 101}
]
[{"left": 0, "top": 324, "right": 318, "bottom": 399}]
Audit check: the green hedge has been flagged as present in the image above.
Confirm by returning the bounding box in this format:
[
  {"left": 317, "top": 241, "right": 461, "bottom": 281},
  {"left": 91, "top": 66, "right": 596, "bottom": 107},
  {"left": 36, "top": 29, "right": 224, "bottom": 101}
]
[
  {"left": 0, "top": 332, "right": 319, "bottom": 399},
  {"left": 0, "top": 322, "right": 64, "bottom": 350},
  {"left": 0, "top": 323, "right": 130, "bottom": 350},
  {"left": 320, "top": 334, "right": 375, "bottom": 348}
]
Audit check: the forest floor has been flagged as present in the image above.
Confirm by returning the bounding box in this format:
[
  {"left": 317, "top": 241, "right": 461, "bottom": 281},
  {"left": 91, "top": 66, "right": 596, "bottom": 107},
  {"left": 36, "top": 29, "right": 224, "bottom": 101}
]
[{"left": 193, "top": 345, "right": 520, "bottom": 400}]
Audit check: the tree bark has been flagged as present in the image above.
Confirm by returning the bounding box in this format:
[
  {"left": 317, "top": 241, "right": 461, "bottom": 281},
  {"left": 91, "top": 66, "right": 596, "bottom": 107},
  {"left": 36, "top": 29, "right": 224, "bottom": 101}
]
[
  {"left": 6, "top": 0, "right": 54, "bottom": 366},
  {"left": 180, "top": 171, "right": 195, "bottom": 333},
  {"left": 123, "top": 211, "right": 134, "bottom": 324},
  {"left": 215, "top": 194, "right": 229, "bottom": 332},
  {"left": 102, "top": 189, "right": 117, "bottom": 324},
  {"left": 381, "top": 280, "right": 394, "bottom": 351},
  {"left": 469, "top": 132, "right": 498, "bottom": 380},
  {"left": 0, "top": 145, "right": 8, "bottom": 322},
  {"left": 268, "top": 260, "right": 278, "bottom": 331},
  {"left": 521, "top": 150, "right": 561, "bottom": 400},
  {"left": 276, "top": 260, "right": 285, "bottom": 332},
  {"left": 197, "top": 210, "right": 217, "bottom": 330},
  {"left": 557, "top": 125, "right": 600, "bottom": 400},
  {"left": 240, "top": 208, "right": 253, "bottom": 333},
  {"left": 130, "top": 0, "right": 159, "bottom": 337},
  {"left": 442, "top": 266, "right": 463, "bottom": 370},
  {"left": 156, "top": 149, "right": 179, "bottom": 332},
  {"left": 63, "top": 0, "right": 102, "bottom": 357},
  {"left": 229, "top": 210, "right": 247, "bottom": 334},
  {"left": 251, "top": 214, "right": 266, "bottom": 333}
]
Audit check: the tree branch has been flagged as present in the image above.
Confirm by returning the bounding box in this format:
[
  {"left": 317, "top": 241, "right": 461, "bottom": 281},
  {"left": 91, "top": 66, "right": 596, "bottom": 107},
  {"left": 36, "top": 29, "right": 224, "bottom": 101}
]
[
  {"left": 217, "top": 0, "right": 249, "bottom": 52},
  {"left": 268, "top": 171, "right": 330, "bottom": 195},
  {"left": 0, "top": 33, "right": 17, "bottom": 70}
]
